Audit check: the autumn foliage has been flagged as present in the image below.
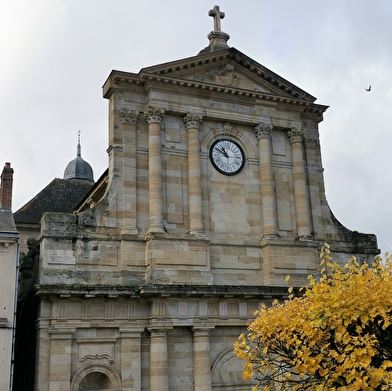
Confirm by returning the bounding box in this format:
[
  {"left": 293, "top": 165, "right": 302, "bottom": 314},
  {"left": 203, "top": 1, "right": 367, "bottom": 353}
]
[{"left": 234, "top": 244, "right": 392, "bottom": 390}]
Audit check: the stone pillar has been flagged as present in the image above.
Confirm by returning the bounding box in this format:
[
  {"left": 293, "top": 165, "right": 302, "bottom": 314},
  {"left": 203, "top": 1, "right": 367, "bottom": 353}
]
[
  {"left": 48, "top": 328, "right": 75, "bottom": 391},
  {"left": 184, "top": 113, "right": 204, "bottom": 235},
  {"left": 305, "top": 135, "right": 324, "bottom": 240},
  {"left": 119, "top": 327, "right": 144, "bottom": 390},
  {"left": 254, "top": 123, "right": 278, "bottom": 238},
  {"left": 193, "top": 326, "right": 214, "bottom": 391},
  {"left": 287, "top": 128, "right": 311, "bottom": 239},
  {"left": 34, "top": 318, "right": 50, "bottom": 391},
  {"left": 149, "top": 327, "right": 169, "bottom": 391},
  {"left": 121, "top": 109, "right": 139, "bottom": 236},
  {"left": 144, "top": 107, "right": 165, "bottom": 234}
]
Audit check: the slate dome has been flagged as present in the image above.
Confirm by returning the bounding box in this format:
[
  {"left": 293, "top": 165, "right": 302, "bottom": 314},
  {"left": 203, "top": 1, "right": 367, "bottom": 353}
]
[{"left": 63, "top": 140, "right": 94, "bottom": 182}]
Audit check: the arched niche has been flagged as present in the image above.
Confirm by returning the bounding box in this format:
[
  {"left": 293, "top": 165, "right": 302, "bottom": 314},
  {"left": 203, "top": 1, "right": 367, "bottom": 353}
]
[
  {"left": 211, "top": 348, "right": 254, "bottom": 390},
  {"left": 70, "top": 364, "right": 121, "bottom": 391}
]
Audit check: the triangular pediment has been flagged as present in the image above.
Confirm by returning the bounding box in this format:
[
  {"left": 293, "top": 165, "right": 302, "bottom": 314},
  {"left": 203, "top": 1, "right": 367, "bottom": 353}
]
[{"left": 140, "top": 47, "right": 316, "bottom": 102}]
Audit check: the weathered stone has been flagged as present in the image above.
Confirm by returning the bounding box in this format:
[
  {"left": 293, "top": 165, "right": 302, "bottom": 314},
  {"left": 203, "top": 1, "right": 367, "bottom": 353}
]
[{"left": 16, "top": 7, "right": 379, "bottom": 391}]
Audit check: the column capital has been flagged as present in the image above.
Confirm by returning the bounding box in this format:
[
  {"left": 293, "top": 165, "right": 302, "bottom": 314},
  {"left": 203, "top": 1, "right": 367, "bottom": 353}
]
[
  {"left": 192, "top": 323, "right": 216, "bottom": 333},
  {"left": 119, "top": 326, "right": 145, "bottom": 337},
  {"left": 305, "top": 135, "right": 319, "bottom": 149},
  {"left": 121, "top": 109, "right": 139, "bottom": 124},
  {"left": 144, "top": 106, "right": 165, "bottom": 124},
  {"left": 254, "top": 122, "right": 273, "bottom": 139},
  {"left": 47, "top": 327, "right": 76, "bottom": 339},
  {"left": 148, "top": 325, "right": 173, "bottom": 335},
  {"left": 183, "top": 113, "right": 203, "bottom": 129},
  {"left": 287, "top": 127, "right": 305, "bottom": 144}
]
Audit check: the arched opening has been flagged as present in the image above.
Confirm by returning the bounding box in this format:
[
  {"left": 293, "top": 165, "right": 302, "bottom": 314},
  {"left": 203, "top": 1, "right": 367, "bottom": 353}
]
[
  {"left": 78, "top": 371, "right": 112, "bottom": 391},
  {"left": 71, "top": 365, "right": 121, "bottom": 391},
  {"left": 212, "top": 348, "right": 254, "bottom": 390}
]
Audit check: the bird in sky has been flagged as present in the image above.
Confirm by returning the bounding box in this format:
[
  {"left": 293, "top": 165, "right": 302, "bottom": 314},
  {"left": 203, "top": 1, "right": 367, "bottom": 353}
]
[{"left": 366, "top": 85, "right": 371, "bottom": 91}]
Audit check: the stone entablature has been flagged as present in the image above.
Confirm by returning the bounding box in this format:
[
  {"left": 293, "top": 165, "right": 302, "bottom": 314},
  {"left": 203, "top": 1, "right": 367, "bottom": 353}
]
[{"left": 32, "top": 284, "right": 289, "bottom": 391}]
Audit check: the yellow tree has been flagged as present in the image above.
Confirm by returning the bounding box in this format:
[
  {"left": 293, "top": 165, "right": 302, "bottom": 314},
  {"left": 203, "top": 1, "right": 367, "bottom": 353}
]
[{"left": 234, "top": 244, "right": 392, "bottom": 391}]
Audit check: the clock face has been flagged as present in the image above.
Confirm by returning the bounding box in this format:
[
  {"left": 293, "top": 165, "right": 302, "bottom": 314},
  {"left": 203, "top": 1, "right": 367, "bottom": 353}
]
[{"left": 210, "top": 138, "right": 245, "bottom": 175}]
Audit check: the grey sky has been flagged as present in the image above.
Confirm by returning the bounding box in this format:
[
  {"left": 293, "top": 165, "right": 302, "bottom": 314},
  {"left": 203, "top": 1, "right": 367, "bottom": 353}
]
[{"left": 1, "top": 1, "right": 391, "bottom": 254}]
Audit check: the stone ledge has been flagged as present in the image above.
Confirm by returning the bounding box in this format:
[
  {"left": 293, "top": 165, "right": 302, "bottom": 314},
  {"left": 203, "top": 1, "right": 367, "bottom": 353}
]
[{"left": 33, "top": 284, "right": 290, "bottom": 300}]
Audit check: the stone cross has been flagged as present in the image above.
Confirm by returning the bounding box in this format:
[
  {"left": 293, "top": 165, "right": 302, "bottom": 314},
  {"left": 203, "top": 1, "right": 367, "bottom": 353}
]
[{"left": 208, "top": 5, "right": 225, "bottom": 31}]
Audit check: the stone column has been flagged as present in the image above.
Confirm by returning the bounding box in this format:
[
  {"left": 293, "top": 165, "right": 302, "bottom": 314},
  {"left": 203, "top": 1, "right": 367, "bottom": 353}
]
[
  {"left": 119, "top": 326, "right": 144, "bottom": 390},
  {"left": 193, "top": 326, "right": 214, "bottom": 391},
  {"left": 121, "top": 109, "right": 139, "bottom": 235},
  {"left": 184, "top": 113, "right": 204, "bottom": 235},
  {"left": 34, "top": 318, "right": 50, "bottom": 391},
  {"left": 47, "top": 328, "right": 75, "bottom": 391},
  {"left": 149, "top": 327, "right": 169, "bottom": 391},
  {"left": 144, "top": 107, "right": 165, "bottom": 234},
  {"left": 287, "top": 128, "right": 311, "bottom": 239},
  {"left": 254, "top": 123, "right": 278, "bottom": 238},
  {"left": 305, "top": 135, "right": 324, "bottom": 240}
]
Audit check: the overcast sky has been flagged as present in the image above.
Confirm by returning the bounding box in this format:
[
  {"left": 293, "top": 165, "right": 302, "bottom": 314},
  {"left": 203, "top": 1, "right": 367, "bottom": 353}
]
[{"left": 1, "top": 1, "right": 391, "bottom": 255}]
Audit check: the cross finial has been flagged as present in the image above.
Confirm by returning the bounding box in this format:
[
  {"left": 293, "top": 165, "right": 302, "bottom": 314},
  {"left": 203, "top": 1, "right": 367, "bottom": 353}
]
[{"left": 209, "top": 5, "right": 225, "bottom": 32}]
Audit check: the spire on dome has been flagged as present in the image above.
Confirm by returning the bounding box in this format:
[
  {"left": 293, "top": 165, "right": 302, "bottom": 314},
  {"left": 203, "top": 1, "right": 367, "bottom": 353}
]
[
  {"left": 199, "top": 5, "right": 230, "bottom": 55},
  {"left": 63, "top": 132, "right": 94, "bottom": 182},
  {"left": 77, "top": 130, "right": 81, "bottom": 157}
]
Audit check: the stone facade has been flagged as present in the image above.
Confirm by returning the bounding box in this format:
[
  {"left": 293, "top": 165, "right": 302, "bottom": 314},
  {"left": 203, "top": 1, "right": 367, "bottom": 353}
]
[{"left": 15, "top": 7, "right": 379, "bottom": 391}]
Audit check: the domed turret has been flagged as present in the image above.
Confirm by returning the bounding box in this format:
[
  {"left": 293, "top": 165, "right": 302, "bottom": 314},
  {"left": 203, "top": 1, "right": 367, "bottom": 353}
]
[{"left": 63, "top": 133, "right": 94, "bottom": 182}]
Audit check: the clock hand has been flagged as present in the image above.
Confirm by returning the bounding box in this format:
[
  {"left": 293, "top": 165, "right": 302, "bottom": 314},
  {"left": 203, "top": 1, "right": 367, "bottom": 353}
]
[{"left": 219, "top": 147, "right": 229, "bottom": 158}]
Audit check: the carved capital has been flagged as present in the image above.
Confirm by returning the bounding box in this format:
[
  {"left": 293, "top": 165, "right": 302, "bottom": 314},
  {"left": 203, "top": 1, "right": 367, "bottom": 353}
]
[
  {"left": 287, "top": 127, "right": 305, "bottom": 144},
  {"left": 305, "top": 136, "right": 319, "bottom": 149},
  {"left": 144, "top": 106, "right": 165, "bottom": 124},
  {"left": 120, "top": 109, "right": 139, "bottom": 124},
  {"left": 183, "top": 113, "right": 203, "bottom": 129},
  {"left": 254, "top": 123, "right": 273, "bottom": 140}
]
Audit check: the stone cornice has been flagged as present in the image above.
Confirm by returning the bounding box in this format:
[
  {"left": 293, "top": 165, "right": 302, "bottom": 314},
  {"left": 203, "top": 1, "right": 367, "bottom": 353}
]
[
  {"left": 139, "top": 48, "right": 317, "bottom": 101},
  {"left": 104, "top": 71, "right": 327, "bottom": 116},
  {"left": 33, "top": 284, "right": 290, "bottom": 300}
]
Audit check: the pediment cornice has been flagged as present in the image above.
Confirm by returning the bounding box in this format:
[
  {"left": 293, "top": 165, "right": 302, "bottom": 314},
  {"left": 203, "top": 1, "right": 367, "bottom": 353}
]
[{"left": 104, "top": 70, "right": 327, "bottom": 116}]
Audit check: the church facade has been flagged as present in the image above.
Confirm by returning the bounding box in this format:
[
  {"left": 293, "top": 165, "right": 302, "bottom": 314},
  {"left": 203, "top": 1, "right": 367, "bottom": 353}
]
[{"left": 16, "top": 6, "right": 379, "bottom": 391}]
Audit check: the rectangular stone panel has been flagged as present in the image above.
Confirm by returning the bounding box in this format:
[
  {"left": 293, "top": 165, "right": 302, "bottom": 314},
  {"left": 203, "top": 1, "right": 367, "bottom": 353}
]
[
  {"left": 272, "top": 134, "right": 286, "bottom": 156},
  {"left": 164, "top": 161, "right": 184, "bottom": 224},
  {"left": 210, "top": 244, "right": 261, "bottom": 270},
  {"left": 275, "top": 172, "right": 293, "bottom": 231},
  {"left": 146, "top": 239, "right": 208, "bottom": 267},
  {"left": 77, "top": 339, "right": 116, "bottom": 362},
  {"left": 164, "top": 119, "right": 182, "bottom": 143}
]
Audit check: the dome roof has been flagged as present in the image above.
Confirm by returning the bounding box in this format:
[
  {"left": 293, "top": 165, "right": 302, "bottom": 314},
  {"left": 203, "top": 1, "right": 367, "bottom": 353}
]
[{"left": 63, "top": 140, "right": 94, "bottom": 182}]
